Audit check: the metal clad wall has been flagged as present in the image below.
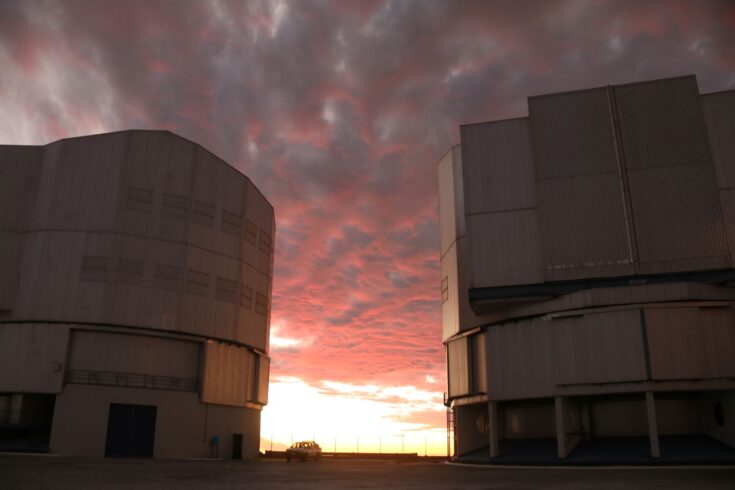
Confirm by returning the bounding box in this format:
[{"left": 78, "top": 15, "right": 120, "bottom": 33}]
[
  {"left": 702, "top": 90, "right": 735, "bottom": 265},
  {"left": 0, "top": 232, "right": 22, "bottom": 310},
  {"left": 461, "top": 119, "right": 536, "bottom": 214},
  {"left": 471, "top": 331, "right": 487, "bottom": 393},
  {"left": 68, "top": 330, "right": 200, "bottom": 380},
  {"left": 645, "top": 306, "right": 735, "bottom": 380},
  {"left": 439, "top": 147, "right": 462, "bottom": 341},
  {"left": 447, "top": 336, "right": 469, "bottom": 398},
  {"left": 461, "top": 119, "right": 543, "bottom": 287},
  {"left": 202, "top": 341, "right": 254, "bottom": 407},
  {"left": 614, "top": 77, "right": 729, "bottom": 274},
  {"left": 466, "top": 210, "right": 542, "bottom": 287},
  {"left": 256, "top": 355, "right": 269, "bottom": 404},
  {"left": 441, "top": 243, "right": 461, "bottom": 341},
  {"left": 0, "top": 146, "right": 42, "bottom": 310},
  {"left": 529, "top": 88, "right": 635, "bottom": 281},
  {"left": 4, "top": 132, "right": 272, "bottom": 354},
  {"left": 438, "top": 147, "right": 458, "bottom": 256},
  {"left": 550, "top": 309, "right": 647, "bottom": 385},
  {"left": 702, "top": 91, "right": 735, "bottom": 189},
  {"left": 0, "top": 324, "right": 69, "bottom": 393},
  {"left": 486, "top": 318, "right": 552, "bottom": 400}
]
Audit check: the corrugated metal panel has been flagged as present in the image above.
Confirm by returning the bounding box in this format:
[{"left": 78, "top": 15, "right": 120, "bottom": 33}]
[
  {"left": 202, "top": 340, "right": 254, "bottom": 407},
  {"left": 68, "top": 330, "right": 200, "bottom": 380},
  {"left": 471, "top": 331, "right": 487, "bottom": 393},
  {"left": 549, "top": 309, "right": 647, "bottom": 386},
  {"left": 451, "top": 146, "right": 465, "bottom": 239},
  {"left": 0, "top": 323, "right": 69, "bottom": 393},
  {"left": 0, "top": 146, "right": 42, "bottom": 230},
  {"left": 485, "top": 318, "right": 552, "bottom": 400},
  {"left": 719, "top": 189, "right": 735, "bottom": 265},
  {"left": 460, "top": 117, "right": 543, "bottom": 288},
  {"left": 460, "top": 118, "right": 536, "bottom": 214},
  {"left": 0, "top": 146, "right": 42, "bottom": 310},
  {"left": 447, "top": 336, "right": 469, "bottom": 398},
  {"left": 256, "top": 355, "right": 269, "bottom": 404},
  {"left": 702, "top": 90, "right": 735, "bottom": 190},
  {"left": 614, "top": 76, "right": 729, "bottom": 274},
  {"left": 438, "top": 147, "right": 457, "bottom": 256},
  {"left": 702, "top": 91, "right": 735, "bottom": 266},
  {"left": 466, "top": 209, "right": 543, "bottom": 287},
  {"left": 529, "top": 88, "right": 635, "bottom": 281},
  {"left": 0, "top": 232, "right": 22, "bottom": 310},
  {"left": 645, "top": 306, "right": 735, "bottom": 380},
  {"left": 441, "top": 242, "right": 460, "bottom": 342}
]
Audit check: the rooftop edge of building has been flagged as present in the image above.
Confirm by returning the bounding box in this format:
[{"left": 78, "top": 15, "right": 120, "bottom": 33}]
[{"left": 0, "top": 129, "right": 276, "bottom": 214}]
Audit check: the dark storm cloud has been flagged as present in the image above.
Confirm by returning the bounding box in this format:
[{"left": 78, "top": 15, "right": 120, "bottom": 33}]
[{"left": 2, "top": 0, "right": 734, "bottom": 430}]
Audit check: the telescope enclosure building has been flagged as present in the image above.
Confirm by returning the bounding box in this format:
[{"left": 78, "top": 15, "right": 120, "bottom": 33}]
[
  {"left": 439, "top": 75, "right": 735, "bottom": 462},
  {"left": 0, "top": 130, "right": 273, "bottom": 459}
]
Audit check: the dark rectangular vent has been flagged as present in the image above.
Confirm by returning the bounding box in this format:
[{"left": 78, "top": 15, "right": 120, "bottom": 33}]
[
  {"left": 245, "top": 220, "right": 257, "bottom": 245},
  {"left": 221, "top": 210, "right": 243, "bottom": 237},
  {"left": 65, "top": 369, "right": 197, "bottom": 393},
  {"left": 258, "top": 231, "right": 272, "bottom": 255},
  {"left": 115, "top": 258, "right": 144, "bottom": 285},
  {"left": 80, "top": 256, "right": 109, "bottom": 282},
  {"left": 255, "top": 292, "right": 269, "bottom": 316},
  {"left": 241, "top": 285, "right": 253, "bottom": 309},
  {"left": 186, "top": 269, "right": 210, "bottom": 297},
  {"left": 162, "top": 193, "right": 190, "bottom": 220},
  {"left": 192, "top": 200, "right": 215, "bottom": 227},
  {"left": 125, "top": 187, "right": 154, "bottom": 214},
  {"left": 216, "top": 277, "right": 238, "bottom": 304},
  {"left": 154, "top": 264, "right": 181, "bottom": 290}
]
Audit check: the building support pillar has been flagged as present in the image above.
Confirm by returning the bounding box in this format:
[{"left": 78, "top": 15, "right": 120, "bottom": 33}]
[
  {"left": 645, "top": 391, "right": 660, "bottom": 458},
  {"left": 581, "top": 401, "right": 592, "bottom": 441},
  {"left": 488, "top": 401, "right": 500, "bottom": 458},
  {"left": 555, "top": 396, "right": 580, "bottom": 459}
]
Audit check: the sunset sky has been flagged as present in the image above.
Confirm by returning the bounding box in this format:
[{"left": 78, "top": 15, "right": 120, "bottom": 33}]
[{"left": 2, "top": 0, "right": 734, "bottom": 455}]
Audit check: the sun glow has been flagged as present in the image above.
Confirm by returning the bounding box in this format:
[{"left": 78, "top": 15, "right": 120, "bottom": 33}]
[{"left": 260, "top": 376, "right": 449, "bottom": 456}]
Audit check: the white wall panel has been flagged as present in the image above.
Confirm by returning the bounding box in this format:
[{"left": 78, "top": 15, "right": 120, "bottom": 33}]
[
  {"left": 3, "top": 131, "right": 272, "bottom": 353},
  {"left": 461, "top": 118, "right": 536, "bottom": 215},
  {"left": 466, "top": 209, "right": 543, "bottom": 287},
  {"left": 202, "top": 341, "right": 254, "bottom": 407},
  {"left": 447, "top": 337, "right": 469, "bottom": 398},
  {"left": 646, "top": 306, "right": 735, "bottom": 380},
  {"left": 0, "top": 323, "right": 69, "bottom": 393},
  {"left": 702, "top": 91, "right": 735, "bottom": 189},
  {"left": 68, "top": 330, "right": 200, "bottom": 379},
  {"left": 256, "top": 355, "right": 269, "bottom": 404},
  {"left": 550, "top": 309, "right": 647, "bottom": 385}
]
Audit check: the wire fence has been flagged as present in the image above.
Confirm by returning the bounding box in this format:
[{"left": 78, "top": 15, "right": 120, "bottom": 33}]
[{"left": 262, "top": 430, "right": 449, "bottom": 456}]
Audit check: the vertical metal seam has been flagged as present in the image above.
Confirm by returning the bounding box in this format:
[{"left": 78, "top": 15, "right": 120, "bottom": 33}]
[
  {"left": 607, "top": 85, "right": 640, "bottom": 272},
  {"left": 639, "top": 308, "right": 652, "bottom": 380}
]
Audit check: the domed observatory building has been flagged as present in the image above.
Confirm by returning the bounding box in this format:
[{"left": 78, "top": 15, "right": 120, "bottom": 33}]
[
  {"left": 440, "top": 75, "right": 735, "bottom": 463},
  {"left": 0, "top": 130, "right": 273, "bottom": 459}
]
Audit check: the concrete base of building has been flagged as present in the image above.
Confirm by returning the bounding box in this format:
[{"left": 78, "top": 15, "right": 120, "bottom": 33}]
[
  {"left": 454, "top": 435, "right": 735, "bottom": 466},
  {"left": 48, "top": 384, "right": 261, "bottom": 460},
  {"left": 453, "top": 390, "right": 735, "bottom": 464}
]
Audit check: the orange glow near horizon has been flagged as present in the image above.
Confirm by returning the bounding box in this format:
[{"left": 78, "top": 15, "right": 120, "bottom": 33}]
[{"left": 260, "top": 377, "right": 450, "bottom": 456}]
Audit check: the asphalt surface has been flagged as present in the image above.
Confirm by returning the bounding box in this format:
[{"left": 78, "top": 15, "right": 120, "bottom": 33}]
[{"left": 1, "top": 455, "right": 734, "bottom": 489}]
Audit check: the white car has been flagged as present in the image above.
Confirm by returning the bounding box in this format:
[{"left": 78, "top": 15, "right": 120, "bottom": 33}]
[{"left": 286, "top": 441, "right": 322, "bottom": 462}]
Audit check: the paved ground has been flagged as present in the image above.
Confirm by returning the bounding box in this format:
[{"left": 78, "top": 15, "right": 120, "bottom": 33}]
[
  {"left": 458, "top": 436, "right": 735, "bottom": 466},
  {"left": 1, "top": 455, "right": 734, "bottom": 489}
]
